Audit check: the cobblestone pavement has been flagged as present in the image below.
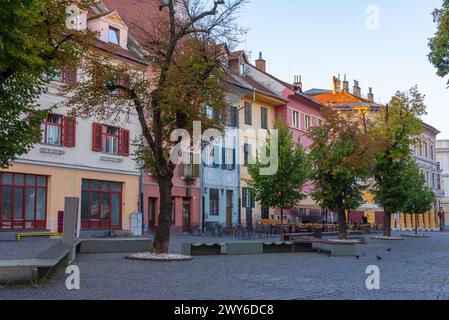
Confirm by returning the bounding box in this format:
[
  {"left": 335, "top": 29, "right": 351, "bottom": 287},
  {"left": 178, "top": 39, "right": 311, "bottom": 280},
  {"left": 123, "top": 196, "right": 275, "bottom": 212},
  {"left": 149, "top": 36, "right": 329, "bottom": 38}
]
[{"left": 1, "top": 232, "right": 449, "bottom": 300}]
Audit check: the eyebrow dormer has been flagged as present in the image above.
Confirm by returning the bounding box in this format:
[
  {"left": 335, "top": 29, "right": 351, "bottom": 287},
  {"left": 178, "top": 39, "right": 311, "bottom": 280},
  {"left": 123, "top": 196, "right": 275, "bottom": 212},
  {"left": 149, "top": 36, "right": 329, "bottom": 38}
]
[{"left": 87, "top": 10, "right": 129, "bottom": 49}]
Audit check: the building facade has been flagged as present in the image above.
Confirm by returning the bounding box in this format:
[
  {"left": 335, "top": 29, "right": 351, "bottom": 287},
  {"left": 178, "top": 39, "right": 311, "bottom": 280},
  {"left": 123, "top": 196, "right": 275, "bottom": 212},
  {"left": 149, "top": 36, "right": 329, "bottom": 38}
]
[
  {"left": 245, "top": 53, "right": 327, "bottom": 222},
  {"left": 436, "top": 140, "right": 449, "bottom": 225},
  {"left": 0, "top": 6, "right": 147, "bottom": 240}
]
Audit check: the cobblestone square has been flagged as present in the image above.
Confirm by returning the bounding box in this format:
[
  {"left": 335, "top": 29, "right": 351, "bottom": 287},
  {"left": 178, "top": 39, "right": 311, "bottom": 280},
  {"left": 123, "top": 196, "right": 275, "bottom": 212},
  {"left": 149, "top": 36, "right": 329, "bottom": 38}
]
[{"left": 1, "top": 231, "right": 449, "bottom": 300}]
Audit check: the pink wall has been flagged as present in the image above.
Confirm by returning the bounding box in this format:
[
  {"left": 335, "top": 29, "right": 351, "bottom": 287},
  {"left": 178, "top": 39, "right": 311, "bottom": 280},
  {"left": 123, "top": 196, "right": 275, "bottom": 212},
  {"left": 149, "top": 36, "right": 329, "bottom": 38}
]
[
  {"left": 275, "top": 87, "right": 323, "bottom": 150},
  {"left": 143, "top": 165, "right": 201, "bottom": 234}
]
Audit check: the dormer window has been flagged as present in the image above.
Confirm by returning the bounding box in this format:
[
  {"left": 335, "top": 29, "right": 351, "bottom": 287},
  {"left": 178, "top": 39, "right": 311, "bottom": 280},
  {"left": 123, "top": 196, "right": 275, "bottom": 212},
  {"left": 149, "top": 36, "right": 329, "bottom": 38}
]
[
  {"left": 108, "top": 26, "right": 120, "bottom": 45},
  {"left": 239, "top": 63, "right": 245, "bottom": 76}
]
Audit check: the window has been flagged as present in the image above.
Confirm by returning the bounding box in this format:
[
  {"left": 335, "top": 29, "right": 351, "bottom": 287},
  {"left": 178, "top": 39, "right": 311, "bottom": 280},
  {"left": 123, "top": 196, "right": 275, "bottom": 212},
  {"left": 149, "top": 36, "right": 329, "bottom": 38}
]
[
  {"left": 292, "top": 111, "right": 299, "bottom": 129},
  {"left": 53, "top": 68, "right": 77, "bottom": 84},
  {"left": 241, "top": 187, "right": 254, "bottom": 208},
  {"left": 431, "top": 145, "right": 434, "bottom": 160},
  {"left": 108, "top": 26, "right": 120, "bottom": 45},
  {"left": 105, "top": 127, "right": 119, "bottom": 154},
  {"left": 318, "top": 119, "right": 323, "bottom": 127},
  {"left": 243, "top": 143, "right": 251, "bottom": 167},
  {"left": 423, "top": 142, "right": 428, "bottom": 158},
  {"left": 40, "top": 114, "right": 76, "bottom": 147},
  {"left": 81, "top": 179, "right": 122, "bottom": 229},
  {"left": 244, "top": 102, "right": 252, "bottom": 125},
  {"left": 261, "top": 205, "right": 270, "bottom": 219},
  {"left": 92, "top": 123, "right": 130, "bottom": 156},
  {"left": 203, "top": 144, "right": 220, "bottom": 168},
  {"left": 209, "top": 189, "right": 219, "bottom": 216},
  {"left": 432, "top": 173, "right": 436, "bottom": 189},
  {"left": 228, "top": 106, "right": 238, "bottom": 128},
  {"left": 223, "top": 148, "right": 236, "bottom": 170},
  {"left": 182, "top": 152, "right": 199, "bottom": 178},
  {"left": 41, "top": 114, "right": 62, "bottom": 146},
  {"left": 0, "top": 173, "right": 47, "bottom": 230},
  {"left": 239, "top": 63, "right": 245, "bottom": 76},
  {"left": 261, "top": 107, "right": 268, "bottom": 130},
  {"left": 305, "top": 115, "right": 311, "bottom": 131}
]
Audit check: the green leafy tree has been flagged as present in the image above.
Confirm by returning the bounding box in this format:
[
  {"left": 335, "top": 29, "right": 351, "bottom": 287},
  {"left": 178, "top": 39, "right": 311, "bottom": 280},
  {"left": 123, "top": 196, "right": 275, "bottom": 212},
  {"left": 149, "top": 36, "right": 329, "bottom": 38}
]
[
  {"left": 248, "top": 120, "right": 310, "bottom": 224},
  {"left": 308, "top": 110, "right": 376, "bottom": 240},
  {"left": 403, "top": 162, "right": 435, "bottom": 235},
  {"left": 65, "top": 0, "right": 247, "bottom": 254},
  {"left": 429, "top": 0, "right": 449, "bottom": 86},
  {"left": 371, "top": 86, "right": 426, "bottom": 237},
  {"left": 0, "top": 0, "right": 92, "bottom": 168}
]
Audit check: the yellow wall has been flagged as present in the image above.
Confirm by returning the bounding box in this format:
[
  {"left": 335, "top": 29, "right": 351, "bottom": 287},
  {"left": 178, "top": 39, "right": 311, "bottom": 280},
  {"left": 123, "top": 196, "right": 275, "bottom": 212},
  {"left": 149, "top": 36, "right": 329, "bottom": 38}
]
[
  {"left": 238, "top": 93, "right": 282, "bottom": 223},
  {"left": 2, "top": 163, "right": 139, "bottom": 232}
]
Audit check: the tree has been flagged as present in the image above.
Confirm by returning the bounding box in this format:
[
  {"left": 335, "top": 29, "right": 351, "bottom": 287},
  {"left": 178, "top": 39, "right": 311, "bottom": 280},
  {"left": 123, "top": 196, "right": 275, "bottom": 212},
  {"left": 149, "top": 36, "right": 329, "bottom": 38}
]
[
  {"left": 403, "top": 162, "right": 435, "bottom": 235},
  {"left": 0, "top": 0, "right": 92, "bottom": 168},
  {"left": 65, "top": 0, "right": 247, "bottom": 254},
  {"left": 429, "top": 0, "right": 449, "bottom": 86},
  {"left": 308, "top": 109, "right": 376, "bottom": 240},
  {"left": 248, "top": 120, "right": 310, "bottom": 224},
  {"left": 371, "top": 86, "right": 426, "bottom": 237}
]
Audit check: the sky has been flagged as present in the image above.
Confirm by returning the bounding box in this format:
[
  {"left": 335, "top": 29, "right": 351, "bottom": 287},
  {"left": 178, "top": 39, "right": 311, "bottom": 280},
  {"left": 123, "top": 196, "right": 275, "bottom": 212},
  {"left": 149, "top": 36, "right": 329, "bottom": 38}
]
[{"left": 235, "top": 0, "right": 449, "bottom": 139}]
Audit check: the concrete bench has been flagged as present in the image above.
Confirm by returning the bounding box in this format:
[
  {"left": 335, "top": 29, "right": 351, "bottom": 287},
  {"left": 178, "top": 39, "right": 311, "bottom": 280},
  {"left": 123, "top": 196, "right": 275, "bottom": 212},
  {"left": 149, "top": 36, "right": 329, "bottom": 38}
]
[
  {"left": 77, "top": 238, "right": 153, "bottom": 254},
  {"left": 0, "top": 243, "right": 71, "bottom": 284},
  {"left": 263, "top": 241, "right": 294, "bottom": 254},
  {"left": 182, "top": 243, "right": 225, "bottom": 256},
  {"left": 312, "top": 241, "right": 357, "bottom": 257},
  {"left": 221, "top": 242, "right": 264, "bottom": 255}
]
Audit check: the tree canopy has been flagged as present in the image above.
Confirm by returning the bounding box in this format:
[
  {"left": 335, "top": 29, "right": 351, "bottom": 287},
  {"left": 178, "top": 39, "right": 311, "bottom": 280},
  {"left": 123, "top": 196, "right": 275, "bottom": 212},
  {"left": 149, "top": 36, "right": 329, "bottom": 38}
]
[
  {"left": 371, "top": 86, "right": 426, "bottom": 237},
  {"left": 429, "top": 0, "right": 449, "bottom": 86},
  {"left": 308, "top": 109, "right": 377, "bottom": 239},
  {"left": 248, "top": 120, "right": 310, "bottom": 222},
  {"left": 0, "top": 0, "right": 92, "bottom": 168}
]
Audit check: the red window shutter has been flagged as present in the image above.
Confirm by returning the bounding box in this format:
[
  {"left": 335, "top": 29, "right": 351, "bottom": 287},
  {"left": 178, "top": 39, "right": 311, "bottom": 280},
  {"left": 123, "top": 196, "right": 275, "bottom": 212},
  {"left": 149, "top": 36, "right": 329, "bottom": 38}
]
[
  {"left": 92, "top": 123, "right": 103, "bottom": 152},
  {"left": 119, "top": 129, "right": 130, "bottom": 156},
  {"left": 63, "top": 117, "right": 76, "bottom": 147},
  {"left": 63, "top": 68, "right": 77, "bottom": 84}
]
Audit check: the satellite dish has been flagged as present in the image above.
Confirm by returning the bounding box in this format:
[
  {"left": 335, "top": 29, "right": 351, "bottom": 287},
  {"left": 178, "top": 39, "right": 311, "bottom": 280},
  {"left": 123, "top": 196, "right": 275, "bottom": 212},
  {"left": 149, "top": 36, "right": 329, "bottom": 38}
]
[{"left": 66, "top": 5, "right": 80, "bottom": 29}]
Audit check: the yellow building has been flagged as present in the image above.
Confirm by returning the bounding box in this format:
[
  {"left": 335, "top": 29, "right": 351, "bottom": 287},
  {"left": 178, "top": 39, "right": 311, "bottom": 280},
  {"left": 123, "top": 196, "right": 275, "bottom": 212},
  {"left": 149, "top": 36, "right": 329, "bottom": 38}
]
[{"left": 226, "top": 51, "right": 286, "bottom": 226}]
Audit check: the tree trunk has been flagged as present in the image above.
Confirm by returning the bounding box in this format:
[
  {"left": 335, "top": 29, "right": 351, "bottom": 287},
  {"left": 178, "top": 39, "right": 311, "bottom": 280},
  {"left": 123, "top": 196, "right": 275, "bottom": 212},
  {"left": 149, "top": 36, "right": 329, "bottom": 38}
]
[
  {"left": 415, "top": 213, "right": 418, "bottom": 235},
  {"left": 383, "top": 211, "right": 392, "bottom": 237},
  {"left": 152, "top": 175, "right": 174, "bottom": 254},
  {"left": 337, "top": 207, "right": 348, "bottom": 240},
  {"left": 280, "top": 208, "right": 284, "bottom": 226}
]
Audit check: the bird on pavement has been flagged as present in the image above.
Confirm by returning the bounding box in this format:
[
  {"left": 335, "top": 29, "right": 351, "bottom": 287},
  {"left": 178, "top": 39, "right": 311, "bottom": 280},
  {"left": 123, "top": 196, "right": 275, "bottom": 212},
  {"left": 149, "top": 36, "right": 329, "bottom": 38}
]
[
  {"left": 376, "top": 255, "right": 383, "bottom": 260},
  {"left": 386, "top": 248, "right": 392, "bottom": 252}
]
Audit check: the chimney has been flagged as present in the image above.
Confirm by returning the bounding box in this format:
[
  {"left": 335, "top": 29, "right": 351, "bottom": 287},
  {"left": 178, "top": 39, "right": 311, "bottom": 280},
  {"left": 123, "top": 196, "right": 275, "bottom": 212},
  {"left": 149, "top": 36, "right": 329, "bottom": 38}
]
[
  {"left": 293, "top": 75, "right": 303, "bottom": 93},
  {"left": 342, "top": 74, "right": 349, "bottom": 92},
  {"left": 255, "top": 52, "right": 266, "bottom": 72},
  {"left": 367, "top": 87, "right": 374, "bottom": 102},
  {"left": 353, "top": 80, "right": 361, "bottom": 97},
  {"left": 333, "top": 75, "right": 342, "bottom": 93}
]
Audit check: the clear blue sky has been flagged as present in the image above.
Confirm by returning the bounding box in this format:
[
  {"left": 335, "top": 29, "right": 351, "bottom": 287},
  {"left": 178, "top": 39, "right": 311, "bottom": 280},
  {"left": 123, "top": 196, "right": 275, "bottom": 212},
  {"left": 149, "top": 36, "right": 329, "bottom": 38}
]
[{"left": 236, "top": 0, "right": 449, "bottom": 139}]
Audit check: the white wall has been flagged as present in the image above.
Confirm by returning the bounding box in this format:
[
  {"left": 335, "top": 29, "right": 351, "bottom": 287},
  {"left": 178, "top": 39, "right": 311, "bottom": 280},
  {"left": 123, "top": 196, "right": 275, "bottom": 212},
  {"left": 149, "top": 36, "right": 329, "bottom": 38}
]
[{"left": 16, "top": 83, "right": 141, "bottom": 176}]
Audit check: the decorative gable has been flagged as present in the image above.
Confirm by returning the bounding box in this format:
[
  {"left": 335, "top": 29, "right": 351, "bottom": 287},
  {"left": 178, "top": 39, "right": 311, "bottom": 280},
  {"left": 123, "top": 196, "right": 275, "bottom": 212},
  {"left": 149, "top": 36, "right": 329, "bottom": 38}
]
[{"left": 87, "top": 10, "right": 129, "bottom": 49}]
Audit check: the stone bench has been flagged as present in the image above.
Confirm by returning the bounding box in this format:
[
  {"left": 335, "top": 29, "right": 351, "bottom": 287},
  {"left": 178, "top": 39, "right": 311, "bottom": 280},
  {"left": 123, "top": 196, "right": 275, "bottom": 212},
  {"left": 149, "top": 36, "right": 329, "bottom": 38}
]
[
  {"left": 312, "top": 240, "right": 357, "bottom": 257},
  {"left": 0, "top": 243, "right": 71, "bottom": 284},
  {"left": 182, "top": 243, "right": 225, "bottom": 256},
  {"left": 263, "top": 241, "right": 294, "bottom": 254},
  {"left": 221, "top": 242, "right": 263, "bottom": 255},
  {"left": 77, "top": 238, "right": 153, "bottom": 254}
]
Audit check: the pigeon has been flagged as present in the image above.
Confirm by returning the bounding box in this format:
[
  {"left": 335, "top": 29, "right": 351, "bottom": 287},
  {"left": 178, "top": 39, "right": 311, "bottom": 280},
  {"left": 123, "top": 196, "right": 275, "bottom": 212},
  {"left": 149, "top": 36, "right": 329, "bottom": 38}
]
[
  {"left": 386, "top": 248, "right": 392, "bottom": 252},
  {"left": 355, "top": 255, "right": 360, "bottom": 259},
  {"left": 376, "top": 255, "right": 383, "bottom": 260}
]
